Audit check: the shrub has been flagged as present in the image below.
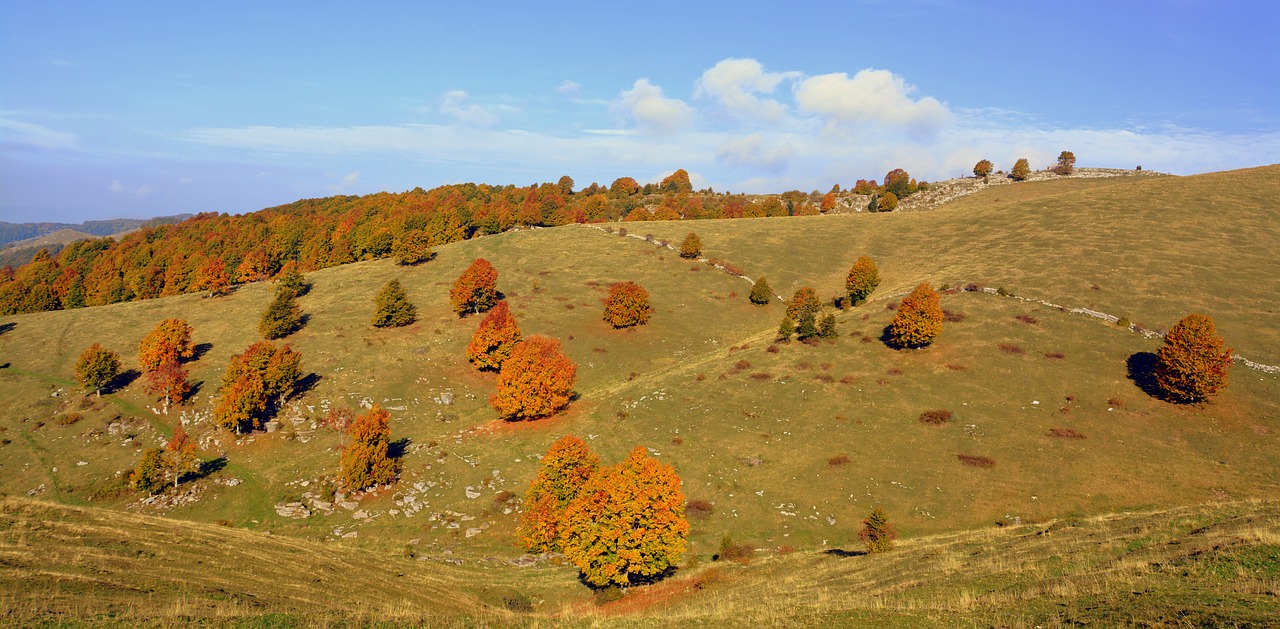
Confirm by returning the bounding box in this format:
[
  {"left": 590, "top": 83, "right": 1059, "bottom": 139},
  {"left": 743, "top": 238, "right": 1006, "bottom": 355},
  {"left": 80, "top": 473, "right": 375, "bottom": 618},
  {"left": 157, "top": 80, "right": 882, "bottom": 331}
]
[
  {"left": 957, "top": 454, "right": 996, "bottom": 468},
  {"left": 1116, "top": 317, "right": 1132, "bottom": 329},
  {"left": 372, "top": 279, "right": 417, "bottom": 328},
  {"left": 339, "top": 404, "right": 400, "bottom": 491},
  {"left": 259, "top": 290, "right": 302, "bottom": 339},
  {"left": 138, "top": 319, "right": 195, "bottom": 372},
  {"left": 716, "top": 536, "right": 755, "bottom": 562},
  {"left": 845, "top": 256, "right": 880, "bottom": 305},
  {"left": 877, "top": 191, "right": 899, "bottom": 212},
  {"left": 1010, "top": 158, "right": 1031, "bottom": 181},
  {"left": 75, "top": 343, "right": 121, "bottom": 395},
  {"left": 491, "top": 336, "right": 576, "bottom": 420},
  {"left": 859, "top": 506, "right": 896, "bottom": 553},
  {"left": 943, "top": 310, "right": 966, "bottom": 322},
  {"left": 466, "top": 301, "right": 522, "bottom": 371},
  {"left": 973, "top": 159, "right": 994, "bottom": 177},
  {"left": 1049, "top": 428, "right": 1086, "bottom": 439},
  {"left": 679, "top": 232, "right": 702, "bottom": 259},
  {"left": 1015, "top": 314, "right": 1038, "bottom": 325},
  {"left": 887, "top": 283, "right": 943, "bottom": 348},
  {"left": 685, "top": 499, "right": 714, "bottom": 519},
  {"left": 602, "top": 281, "right": 652, "bottom": 328},
  {"left": 1154, "top": 313, "right": 1232, "bottom": 403},
  {"left": 749, "top": 276, "right": 773, "bottom": 305},
  {"left": 918, "top": 409, "right": 953, "bottom": 425},
  {"left": 518, "top": 435, "right": 600, "bottom": 553},
  {"left": 1045, "top": 352, "right": 1066, "bottom": 360},
  {"left": 998, "top": 343, "right": 1026, "bottom": 355},
  {"left": 450, "top": 258, "right": 500, "bottom": 317},
  {"left": 828, "top": 454, "right": 850, "bottom": 466}
]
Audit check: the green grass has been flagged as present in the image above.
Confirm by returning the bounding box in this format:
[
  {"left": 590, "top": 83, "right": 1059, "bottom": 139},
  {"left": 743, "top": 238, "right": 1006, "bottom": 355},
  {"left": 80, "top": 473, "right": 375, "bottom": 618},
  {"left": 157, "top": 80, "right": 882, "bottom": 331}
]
[{"left": 0, "top": 166, "right": 1277, "bottom": 624}]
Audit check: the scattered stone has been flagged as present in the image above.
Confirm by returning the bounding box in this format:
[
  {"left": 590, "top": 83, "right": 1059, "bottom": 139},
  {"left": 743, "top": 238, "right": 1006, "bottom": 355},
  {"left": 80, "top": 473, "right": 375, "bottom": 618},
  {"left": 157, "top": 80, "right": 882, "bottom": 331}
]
[
  {"left": 465, "top": 527, "right": 483, "bottom": 538},
  {"left": 339, "top": 500, "right": 359, "bottom": 510},
  {"left": 76, "top": 461, "right": 88, "bottom": 467},
  {"left": 352, "top": 510, "right": 368, "bottom": 520},
  {"left": 274, "top": 502, "right": 312, "bottom": 519},
  {"left": 465, "top": 486, "right": 480, "bottom": 499}
]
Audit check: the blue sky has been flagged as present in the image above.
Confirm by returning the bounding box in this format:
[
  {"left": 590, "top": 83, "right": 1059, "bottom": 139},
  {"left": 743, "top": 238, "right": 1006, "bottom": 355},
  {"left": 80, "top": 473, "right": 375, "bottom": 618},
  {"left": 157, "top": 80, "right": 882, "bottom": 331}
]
[{"left": 2, "top": 1, "right": 1277, "bottom": 223}]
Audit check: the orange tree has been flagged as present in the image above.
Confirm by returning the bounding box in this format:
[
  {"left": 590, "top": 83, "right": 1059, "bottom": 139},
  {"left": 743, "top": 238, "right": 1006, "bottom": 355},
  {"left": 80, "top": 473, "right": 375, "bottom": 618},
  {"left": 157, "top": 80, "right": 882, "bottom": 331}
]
[
  {"left": 559, "top": 446, "right": 689, "bottom": 587},
  {"left": 393, "top": 229, "right": 433, "bottom": 265},
  {"left": 1010, "top": 158, "right": 1031, "bottom": 181},
  {"left": 466, "top": 300, "right": 522, "bottom": 371},
  {"left": 786, "top": 286, "right": 820, "bottom": 321},
  {"left": 518, "top": 435, "right": 601, "bottom": 553},
  {"left": 212, "top": 341, "right": 301, "bottom": 432},
  {"left": 145, "top": 360, "right": 191, "bottom": 410},
  {"left": 491, "top": 335, "right": 576, "bottom": 420},
  {"left": 678, "top": 232, "right": 702, "bottom": 259},
  {"left": 339, "top": 404, "right": 400, "bottom": 491},
  {"left": 164, "top": 425, "right": 200, "bottom": 488},
  {"left": 449, "top": 258, "right": 499, "bottom": 316},
  {"left": 1154, "top": 313, "right": 1232, "bottom": 403},
  {"left": 138, "top": 318, "right": 195, "bottom": 372},
  {"left": 602, "top": 281, "right": 652, "bottom": 328},
  {"left": 973, "top": 159, "right": 994, "bottom": 178},
  {"left": 887, "top": 283, "right": 943, "bottom": 348},
  {"left": 845, "top": 256, "right": 880, "bottom": 305}
]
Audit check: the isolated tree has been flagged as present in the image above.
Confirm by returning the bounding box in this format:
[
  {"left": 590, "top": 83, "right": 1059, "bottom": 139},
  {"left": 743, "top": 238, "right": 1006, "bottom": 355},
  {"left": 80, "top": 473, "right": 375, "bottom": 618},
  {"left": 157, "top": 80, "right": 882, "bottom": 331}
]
[
  {"left": 678, "top": 232, "right": 702, "bottom": 259},
  {"left": 273, "top": 261, "right": 307, "bottom": 297},
  {"left": 213, "top": 341, "right": 301, "bottom": 433},
  {"left": 372, "top": 279, "right": 417, "bottom": 328},
  {"left": 138, "top": 318, "right": 195, "bottom": 372},
  {"left": 786, "top": 286, "right": 820, "bottom": 322},
  {"left": 859, "top": 506, "right": 897, "bottom": 553},
  {"left": 845, "top": 256, "right": 880, "bottom": 305},
  {"left": 75, "top": 343, "right": 121, "bottom": 396},
  {"left": 559, "top": 445, "right": 689, "bottom": 587},
  {"left": 450, "top": 258, "right": 500, "bottom": 316},
  {"left": 777, "top": 316, "right": 795, "bottom": 342},
  {"left": 491, "top": 335, "right": 577, "bottom": 421},
  {"left": 603, "top": 281, "right": 653, "bottom": 328},
  {"left": 973, "top": 159, "right": 994, "bottom": 178},
  {"left": 661, "top": 169, "right": 693, "bottom": 194},
  {"left": 1154, "top": 314, "right": 1233, "bottom": 403},
  {"left": 393, "top": 229, "right": 433, "bottom": 265},
  {"left": 466, "top": 300, "right": 522, "bottom": 371},
  {"left": 750, "top": 276, "right": 773, "bottom": 305},
  {"left": 339, "top": 404, "right": 400, "bottom": 491},
  {"left": 882, "top": 168, "right": 912, "bottom": 198},
  {"left": 519, "top": 435, "right": 601, "bottom": 553},
  {"left": 1010, "top": 158, "right": 1031, "bottom": 181},
  {"left": 259, "top": 290, "right": 303, "bottom": 339},
  {"left": 877, "top": 191, "right": 899, "bottom": 212},
  {"left": 818, "top": 310, "right": 838, "bottom": 338},
  {"left": 131, "top": 448, "right": 167, "bottom": 495},
  {"left": 164, "top": 425, "right": 200, "bottom": 488},
  {"left": 888, "top": 283, "right": 944, "bottom": 348},
  {"left": 1053, "top": 151, "right": 1076, "bottom": 175},
  {"left": 145, "top": 360, "right": 191, "bottom": 411}
]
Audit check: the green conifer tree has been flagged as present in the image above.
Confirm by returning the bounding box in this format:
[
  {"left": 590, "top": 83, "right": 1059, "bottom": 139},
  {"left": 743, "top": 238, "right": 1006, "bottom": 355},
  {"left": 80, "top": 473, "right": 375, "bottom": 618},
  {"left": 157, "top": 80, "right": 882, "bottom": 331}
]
[{"left": 372, "top": 279, "right": 417, "bottom": 328}]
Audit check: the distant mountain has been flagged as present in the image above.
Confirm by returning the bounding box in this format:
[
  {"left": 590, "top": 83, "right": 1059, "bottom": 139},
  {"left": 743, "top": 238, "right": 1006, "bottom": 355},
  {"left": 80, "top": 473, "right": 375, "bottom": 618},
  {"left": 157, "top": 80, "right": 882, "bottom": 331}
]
[{"left": 0, "top": 215, "right": 192, "bottom": 247}]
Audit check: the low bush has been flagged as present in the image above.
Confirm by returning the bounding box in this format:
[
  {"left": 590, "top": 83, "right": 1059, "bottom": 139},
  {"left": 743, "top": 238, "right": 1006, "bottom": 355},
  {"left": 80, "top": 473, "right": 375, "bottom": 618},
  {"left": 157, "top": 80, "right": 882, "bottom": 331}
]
[
  {"left": 918, "top": 409, "right": 953, "bottom": 425},
  {"left": 716, "top": 536, "right": 755, "bottom": 562},
  {"left": 828, "top": 454, "right": 850, "bottom": 466},
  {"left": 958, "top": 454, "right": 996, "bottom": 468},
  {"left": 1045, "top": 352, "right": 1066, "bottom": 360},
  {"left": 1049, "top": 428, "right": 1086, "bottom": 439},
  {"left": 686, "top": 499, "right": 714, "bottom": 519},
  {"left": 943, "top": 310, "right": 966, "bottom": 322},
  {"left": 1015, "top": 314, "right": 1038, "bottom": 325},
  {"left": 998, "top": 343, "right": 1026, "bottom": 355}
]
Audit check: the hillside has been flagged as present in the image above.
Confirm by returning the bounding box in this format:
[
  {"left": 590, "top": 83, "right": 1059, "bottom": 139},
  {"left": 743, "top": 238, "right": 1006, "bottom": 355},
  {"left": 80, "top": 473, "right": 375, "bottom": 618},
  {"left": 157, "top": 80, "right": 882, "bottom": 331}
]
[
  {"left": 0, "top": 216, "right": 191, "bottom": 247},
  {"left": 0, "top": 166, "right": 1277, "bottom": 624}
]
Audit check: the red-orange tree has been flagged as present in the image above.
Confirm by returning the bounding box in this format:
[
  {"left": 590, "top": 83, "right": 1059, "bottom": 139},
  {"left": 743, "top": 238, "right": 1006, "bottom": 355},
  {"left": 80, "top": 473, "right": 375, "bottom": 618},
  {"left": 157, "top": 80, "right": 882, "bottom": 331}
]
[
  {"left": 145, "top": 360, "right": 191, "bottom": 410},
  {"left": 559, "top": 445, "right": 689, "bottom": 587},
  {"left": 1154, "top": 314, "right": 1233, "bottom": 403},
  {"left": 518, "top": 435, "right": 600, "bottom": 553},
  {"left": 603, "top": 281, "right": 652, "bottom": 328},
  {"left": 339, "top": 404, "right": 400, "bottom": 491},
  {"left": 450, "top": 258, "right": 499, "bottom": 316},
  {"left": 212, "top": 341, "right": 301, "bottom": 432},
  {"left": 887, "top": 283, "right": 943, "bottom": 348},
  {"left": 491, "top": 335, "right": 576, "bottom": 421},
  {"left": 466, "top": 300, "right": 522, "bottom": 371},
  {"left": 138, "top": 318, "right": 195, "bottom": 372},
  {"left": 164, "top": 425, "right": 200, "bottom": 488}
]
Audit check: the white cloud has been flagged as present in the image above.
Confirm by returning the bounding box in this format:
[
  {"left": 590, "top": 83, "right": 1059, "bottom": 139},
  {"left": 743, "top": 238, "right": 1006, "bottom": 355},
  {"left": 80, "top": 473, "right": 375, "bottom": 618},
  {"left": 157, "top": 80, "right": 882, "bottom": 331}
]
[
  {"left": 610, "top": 79, "right": 694, "bottom": 135},
  {"left": 438, "top": 90, "right": 499, "bottom": 127},
  {"left": 794, "top": 69, "right": 950, "bottom": 133},
  {"left": 695, "top": 58, "right": 799, "bottom": 123},
  {"left": 0, "top": 117, "right": 77, "bottom": 150},
  {"left": 715, "top": 134, "right": 794, "bottom": 172},
  {"left": 557, "top": 80, "right": 581, "bottom": 95},
  {"left": 108, "top": 179, "right": 155, "bottom": 198}
]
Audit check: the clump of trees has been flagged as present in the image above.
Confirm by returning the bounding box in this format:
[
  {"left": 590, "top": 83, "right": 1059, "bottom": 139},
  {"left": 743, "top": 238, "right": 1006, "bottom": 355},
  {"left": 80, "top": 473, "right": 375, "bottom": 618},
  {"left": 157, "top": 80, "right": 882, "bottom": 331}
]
[
  {"left": 1154, "top": 314, "right": 1232, "bottom": 403},
  {"left": 139, "top": 318, "right": 196, "bottom": 410},
  {"left": 845, "top": 257, "right": 880, "bottom": 306},
  {"left": 75, "top": 343, "right": 121, "bottom": 396},
  {"left": 393, "top": 230, "right": 433, "bottom": 265},
  {"left": 491, "top": 336, "right": 576, "bottom": 420},
  {"left": 130, "top": 424, "right": 201, "bottom": 493},
  {"left": 1053, "top": 151, "right": 1076, "bottom": 175},
  {"left": 339, "top": 404, "right": 400, "bottom": 492},
  {"left": 450, "top": 258, "right": 500, "bottom": 316},
  {"left": 212, "top": 341, "right": 302, "bottom": 433},
  {"left": 372, "top": 279, "right": 416, "bottom": 328},
  {"left": 887, "top": 283, "right": 943, "bottom": 348},
  {"left": 520, "top": 439, "right": 689, "bottom": 588},
  {"left": 1010, "top": 158, "right": 1032, "bottom": 181},
  {"left": 466, "top": 301, "right": 522, "bottom": 371},
  {"left": 603, "top": 281, "right": 652, "bottom": 328},
  {"left": 859, "top": 506, "right": 897, "bottom": 553},
  {"left": 678, "top": 233, "right": 702, "bottom": 259},
  {"left": 749, "top": 277, "right": 773, "bottom": 305}
]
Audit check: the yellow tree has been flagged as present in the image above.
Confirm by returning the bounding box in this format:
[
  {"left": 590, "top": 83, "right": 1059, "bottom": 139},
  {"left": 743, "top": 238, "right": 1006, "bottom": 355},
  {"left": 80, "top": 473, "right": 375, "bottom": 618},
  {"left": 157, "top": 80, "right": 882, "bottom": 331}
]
[{"left": 518, "top": 435, "right": 601, "bottom": 553}]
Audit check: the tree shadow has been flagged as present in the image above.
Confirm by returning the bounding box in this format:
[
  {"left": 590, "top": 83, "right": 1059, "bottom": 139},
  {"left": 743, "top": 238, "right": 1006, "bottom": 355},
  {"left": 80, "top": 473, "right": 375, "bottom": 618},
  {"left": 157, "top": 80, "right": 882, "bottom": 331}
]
[
  {"left": 823, "top": 548, "right": 868, "bottom": 558},
  {"left": 388, "top": 437, "right": 411, "bottom": 459},
  {"left": 107, "top": 369, "right": 141, "bottom": 394},
  {"left": 191, "top": 342, "right": 213, "bottom": 361},
  {"left": 293, "top": 372, "right": 322, "bottom": 398},
  {"left": 1126, "top": 352, "right": 1162, "bottom": 399},
  {"left": 879, "top": 325, "right": 903, "bottom": 349},
  {"left": 0, "top": 321, "right": 15, "bottom": 337},
  {"left": 577, "top": 564, "right": 678, "bottom": 590},
  {"left": 185, "top": 380, "right": 204, "bottom": 401},
  {"left": 192, "top": 456, "right": 228, "bottom": 482}
]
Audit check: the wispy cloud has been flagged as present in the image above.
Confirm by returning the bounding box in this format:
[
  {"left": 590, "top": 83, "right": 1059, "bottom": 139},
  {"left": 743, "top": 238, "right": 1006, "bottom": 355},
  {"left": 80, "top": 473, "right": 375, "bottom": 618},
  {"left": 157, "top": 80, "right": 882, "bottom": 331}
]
[
  {"left": 438, "top": 90, "right": 500, "bottom": 127},
  {"left": 0, "top": 117, "right": 78, "bottom": 150},
  {"left": 108, "top": 179, "right": 155, "bottom": 198}
]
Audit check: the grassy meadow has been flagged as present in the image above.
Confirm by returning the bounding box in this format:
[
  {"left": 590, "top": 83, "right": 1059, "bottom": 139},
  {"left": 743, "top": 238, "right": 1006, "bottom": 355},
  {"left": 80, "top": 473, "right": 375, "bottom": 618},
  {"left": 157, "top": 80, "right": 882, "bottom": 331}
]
[{"left": 0, "top": 166, "right": 1277, "bottom": 625}]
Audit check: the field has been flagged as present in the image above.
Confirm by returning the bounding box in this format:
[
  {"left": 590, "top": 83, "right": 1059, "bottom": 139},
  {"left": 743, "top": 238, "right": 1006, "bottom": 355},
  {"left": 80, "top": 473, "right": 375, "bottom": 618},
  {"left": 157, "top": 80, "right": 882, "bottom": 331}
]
[{"left": 0, "top": 166, "right": 1277, "bottom": 625}]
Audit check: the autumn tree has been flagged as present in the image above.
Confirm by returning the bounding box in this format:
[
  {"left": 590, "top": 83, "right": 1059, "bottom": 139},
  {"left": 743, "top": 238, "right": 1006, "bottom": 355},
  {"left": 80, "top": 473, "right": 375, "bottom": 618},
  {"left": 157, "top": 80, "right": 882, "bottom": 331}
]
[
  {"left": 559, "top": 445, "right": 689, "bottom": 587},
  {"left": 339, "top": 404, "right": 400, "bottom": 492},
  {"left": 750, "top": 276, "right": 773, "bottom": 305},
  {"left": 1010, "top": 158, "right": 1031, "bottom": 181},
  {"left": 131, "top": 448, "right": 167, "bottom": 495},
  {"left": 973, "top": 159, "right": 994, "bottom": 178},
  {"left": 450, "top": 258, "right": 500, "bottom": 316},
  {"left": 1154, "top": 314, "right": 1233, "bottom": 403},
  {"left": 145, "top": 360, "right": 191, "bottom": 412},
  {"left": 372, "top": 279, "right": 417, "bottom": 328},
  {"left": 661, "top": 169, "right": 693, "bottom": 194},
  {"left": 1053, "top": 151, "right": 1076, "bottom": 175},
  {"left": 466, "top": 300, "right": 522, "bottom": 371},
  {"left": 491, "top": 335, "right": 577, "bottom": 421},
  {"left": 609, "top": 177, "right": 640, "bottom": 198},
  {"left": 603, "top": 281, "right": 652, "bottom": 328},
  {"left": 75, "top": 343, "right": 121, "bottom": 396},
  {"left": 557, "top": 175, "right": 575, "bottom": 195},
  {"left": 678, "top": 232, "right": 702, "bottom": 259},
  {"left": 138, "top": 318, "right": 195, "bottom": 372},
  {"left": 164, "top": 425, "right": 200, "bottom": 488},
  {"left": 877, "top": 191, "right": 899, "bottom": 212},
  {"left": 786, "top": 287, "right": 820, "bottom": 322},
  {"left": 273, "top": 261, "right": 307, "bottom": 297},
  {"left": 393, "top": 229, "right": 433, "bottom": 266},
  {"left": 259, "top": 290, "right": 303, "bottom": 339},
  {"left": 194, "top": 258, "right": 231, "bottom": 296},
  {"left": 821, "top": 191, "right": 837, "bottom": 212},
  {"left": 859, "top": 506, "right": 897, "bottom": 553},
  {"left": 882, "top": 168, "right": 912, "bottom": 198},
  {"left": 845, "top": 256, "right": 880, "bottom": 305},
  {"left": 212, "top": 341, "right": 301, "bottom": 433},
  {"left": 887, "top": 283, "right": 943, "bottom": 348},
  {"left": 518, "top": 435, "right": 601, "bottom": 553}
]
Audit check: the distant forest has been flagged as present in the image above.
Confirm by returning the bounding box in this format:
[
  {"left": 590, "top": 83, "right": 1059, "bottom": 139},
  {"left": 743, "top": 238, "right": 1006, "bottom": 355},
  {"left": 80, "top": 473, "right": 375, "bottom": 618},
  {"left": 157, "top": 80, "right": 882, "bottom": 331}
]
[{"left": 0, "top": 215, "right": 191, "bottom": 247}]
